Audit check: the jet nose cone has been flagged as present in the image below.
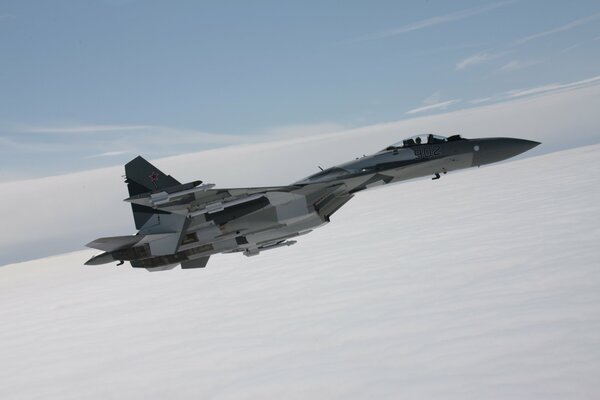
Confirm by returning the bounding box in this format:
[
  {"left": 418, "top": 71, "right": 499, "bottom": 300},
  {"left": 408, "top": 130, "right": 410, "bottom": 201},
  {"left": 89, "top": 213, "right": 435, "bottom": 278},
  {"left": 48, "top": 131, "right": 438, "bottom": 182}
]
[
  {"left": 475, "top": 138, "right": 540, "bottom": 166},
  {"left": 512, "top": 138, "right": 541, "bottom": 153}
]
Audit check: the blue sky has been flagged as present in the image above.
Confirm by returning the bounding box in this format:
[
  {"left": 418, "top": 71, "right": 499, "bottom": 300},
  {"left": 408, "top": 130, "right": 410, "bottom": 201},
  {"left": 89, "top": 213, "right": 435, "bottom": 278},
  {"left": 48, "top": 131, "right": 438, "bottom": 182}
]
[{"left": 1, "top": 0, "right": 599, "bottom": 179}]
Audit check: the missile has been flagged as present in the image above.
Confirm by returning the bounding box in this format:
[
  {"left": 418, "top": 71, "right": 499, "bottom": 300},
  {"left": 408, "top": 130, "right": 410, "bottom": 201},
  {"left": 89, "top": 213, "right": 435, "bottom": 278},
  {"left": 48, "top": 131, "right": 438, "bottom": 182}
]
[
  {"left": 124, "top": 180, "right": 215, "bottom": 207},
  {"left": 243, "top": 240, "right": 297, "bottom": 257},
  {"left": 84, "top": 251, "right": 115, "bottom": 265}
]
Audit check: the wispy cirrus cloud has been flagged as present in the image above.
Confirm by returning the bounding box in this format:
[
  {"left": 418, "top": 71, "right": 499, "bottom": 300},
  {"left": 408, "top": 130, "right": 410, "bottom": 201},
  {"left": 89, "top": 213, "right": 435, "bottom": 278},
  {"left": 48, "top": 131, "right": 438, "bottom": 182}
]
[
  {"left": 359, "top": 0, "right": 516, "bottom": 40},
  {"left": 555, "top": 41, "right": 587, "bottom": 56},
  {"left": 16, "top": 124, "right": 244, "bottom": 147},
  {"left": 464, "top": 74, "right": 600, "bottom": 106},
  {"left": 422, "top": 91, "right": 442, "bottom": 105},
  {"left": 513, "top": 12, "right": 600, "bottom": 45},
  {"left": 1, "top": 124, "right": 247, "bottom": 168},
  {"left": 504, "top": 75, "right": 600, "bottom": 99},
  {"left": 19, "top": 122, "right": 346, "bottom": 143},
  {"left": 22, "top": 124, "right": 152, "bottom": 134},
  {"left": 0, "top": 136, "right": 78, "bottom": 153},
  {"left": 86, "top": 151, "right": 131, "bottom": 158},
  {"left": 498, "top": 59, "right": 538, "bottom": 72},
  {"left": 455, "top": 12, "right": 600, "bottom": 71},
  {"left": 455, "top": 51, "right": 506, "bottom": 70},
  {"left": 408, "top": 74, "right": 600, "bottom": 114},
  {"left": 468, "top": 97, "right": 494, "bottom": 105},
  {"left": 0, "top": 121, "right": 351, "bottom": 181},
  {"left": 263, "top": 122, "right": 344, "bottom": 138},
  {"left": 406, "top": 99, "right": 461, "bottom": 115}
]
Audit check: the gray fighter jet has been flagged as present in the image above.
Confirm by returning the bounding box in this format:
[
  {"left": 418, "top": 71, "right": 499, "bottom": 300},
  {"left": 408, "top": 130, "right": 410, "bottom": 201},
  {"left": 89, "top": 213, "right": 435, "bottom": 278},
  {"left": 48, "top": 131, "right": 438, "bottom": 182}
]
[{"left": 85, "top": 134, "right": 539, "bottom": 271}]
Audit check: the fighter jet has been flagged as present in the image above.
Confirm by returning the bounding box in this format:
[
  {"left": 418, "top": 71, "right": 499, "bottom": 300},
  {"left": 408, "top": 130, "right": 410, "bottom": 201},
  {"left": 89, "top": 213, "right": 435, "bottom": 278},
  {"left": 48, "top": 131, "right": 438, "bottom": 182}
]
[{"left": 85, "top": 134, "right": 539, "bottom": 271}]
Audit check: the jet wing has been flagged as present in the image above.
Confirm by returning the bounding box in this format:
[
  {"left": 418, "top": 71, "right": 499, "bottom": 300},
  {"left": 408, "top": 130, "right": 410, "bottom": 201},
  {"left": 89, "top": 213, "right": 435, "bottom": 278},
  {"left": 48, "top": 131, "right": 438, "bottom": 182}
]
[
  {"left": 124, "top": 185, "right": 300, "bottom": 215},
  {"left": 86, "top": 233, "right": 185, "bottom": 256}
]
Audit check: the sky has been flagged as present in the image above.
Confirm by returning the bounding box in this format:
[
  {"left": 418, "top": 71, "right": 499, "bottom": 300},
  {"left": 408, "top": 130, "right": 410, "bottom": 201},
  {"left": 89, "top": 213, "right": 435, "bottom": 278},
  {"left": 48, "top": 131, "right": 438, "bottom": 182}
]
[{"left": 1, "top": 0, "right": 600, "bottom": 179}]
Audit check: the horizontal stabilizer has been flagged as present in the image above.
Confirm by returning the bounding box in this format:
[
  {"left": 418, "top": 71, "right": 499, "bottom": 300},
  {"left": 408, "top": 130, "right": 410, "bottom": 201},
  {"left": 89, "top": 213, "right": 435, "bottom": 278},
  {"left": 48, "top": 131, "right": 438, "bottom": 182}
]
[
  {"left": 85, "top": 235, "right": 142, "bottom": 252},
  {"left": 86, "top": 232, "right": 183, "bottom": 256}
]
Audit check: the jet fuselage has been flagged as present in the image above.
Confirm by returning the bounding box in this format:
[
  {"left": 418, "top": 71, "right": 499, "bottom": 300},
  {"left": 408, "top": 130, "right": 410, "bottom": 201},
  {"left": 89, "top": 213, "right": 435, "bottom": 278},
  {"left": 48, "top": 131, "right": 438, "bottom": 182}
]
[{"left": 85, "top": 135, "right": 540, "bottom": 271}]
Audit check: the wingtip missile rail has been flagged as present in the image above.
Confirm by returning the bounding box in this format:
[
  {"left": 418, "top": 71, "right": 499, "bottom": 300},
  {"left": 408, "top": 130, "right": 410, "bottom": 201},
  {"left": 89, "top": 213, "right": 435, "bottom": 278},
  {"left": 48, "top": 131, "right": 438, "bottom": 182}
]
[{"left": 124, "top": 181, "right": 216, "bottom": 208}]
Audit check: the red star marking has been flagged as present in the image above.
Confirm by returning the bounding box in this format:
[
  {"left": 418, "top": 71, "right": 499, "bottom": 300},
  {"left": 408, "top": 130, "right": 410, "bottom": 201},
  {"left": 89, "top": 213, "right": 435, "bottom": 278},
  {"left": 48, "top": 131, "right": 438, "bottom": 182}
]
[{"left": 149, "top": 171, "right": 159, "bottom": 183}]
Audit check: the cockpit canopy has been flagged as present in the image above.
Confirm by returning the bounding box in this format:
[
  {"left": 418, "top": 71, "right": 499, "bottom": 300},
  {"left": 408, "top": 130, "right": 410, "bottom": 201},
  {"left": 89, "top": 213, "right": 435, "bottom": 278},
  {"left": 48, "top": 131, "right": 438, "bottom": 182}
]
[{"left": 382, "top": 134, "right": 463, "bottom": 151}]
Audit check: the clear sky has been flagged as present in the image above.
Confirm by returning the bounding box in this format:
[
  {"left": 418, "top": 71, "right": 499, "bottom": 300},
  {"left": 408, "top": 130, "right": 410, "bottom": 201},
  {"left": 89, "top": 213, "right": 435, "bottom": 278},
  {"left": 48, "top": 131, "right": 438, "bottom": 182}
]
[{"left": 1, "top": 0, "right": 599, "bottom": 179}]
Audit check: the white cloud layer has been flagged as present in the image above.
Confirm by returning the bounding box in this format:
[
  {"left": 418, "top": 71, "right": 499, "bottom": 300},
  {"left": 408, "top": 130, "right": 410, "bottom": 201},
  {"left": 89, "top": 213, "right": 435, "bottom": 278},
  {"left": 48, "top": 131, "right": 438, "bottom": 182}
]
[{"left": 1, "top": 143, "right": 599, "bottom": 398}]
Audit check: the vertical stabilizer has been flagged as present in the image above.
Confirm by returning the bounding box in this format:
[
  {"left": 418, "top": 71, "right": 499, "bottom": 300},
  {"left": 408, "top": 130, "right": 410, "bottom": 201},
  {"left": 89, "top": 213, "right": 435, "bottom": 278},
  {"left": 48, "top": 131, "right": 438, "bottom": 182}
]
[
  {"left": 125, "top": 156, "right": 180, "bottom": 195},
  {"left": 124, "top": 156, "right": 181, "bottom": 230}
]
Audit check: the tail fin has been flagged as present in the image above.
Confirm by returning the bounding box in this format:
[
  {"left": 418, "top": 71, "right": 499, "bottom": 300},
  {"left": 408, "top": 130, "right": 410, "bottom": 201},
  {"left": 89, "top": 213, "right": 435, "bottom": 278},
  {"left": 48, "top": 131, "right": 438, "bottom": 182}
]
[
  {"left": 125, "top": 156, "right": 180, "bottom": 196},
  {"left": 125, "top": 156, "right": 181, "bottom": 230}
]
